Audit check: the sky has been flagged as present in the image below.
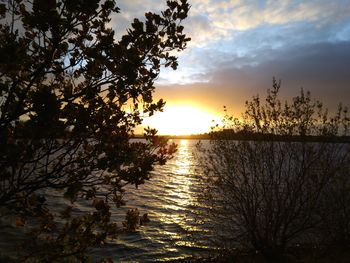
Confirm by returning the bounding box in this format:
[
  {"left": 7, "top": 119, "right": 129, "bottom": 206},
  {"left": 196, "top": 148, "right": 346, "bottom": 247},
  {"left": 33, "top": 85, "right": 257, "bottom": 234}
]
[{"left": 113, "top": 0, "right": 350, "bottom": 135}]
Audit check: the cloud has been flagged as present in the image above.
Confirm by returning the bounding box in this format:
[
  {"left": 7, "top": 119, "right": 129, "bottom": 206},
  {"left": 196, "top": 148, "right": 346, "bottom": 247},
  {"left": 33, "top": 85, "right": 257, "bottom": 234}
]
[
  {"left": 156, "top": 41, "right": 350, "bottom": 113},
  {"left": 110, "top": 1, "right": 350, "bottom": 114},
  {"left": 211, "top": 41, "right": 350, "bottom": 94},
  {"left": 146, "top": 0, "right": 350, "bottom": 87},
  {"left": 112, "top": 0, "right": 350, "bottom": 46},
  {"left": 188, "top": 0, "right": 350, "bottom": 31},
  {"left": 182, "top": 14, "right": 230, "bottom": 47},
  {"left": 110, "top": 0, "right": 168, "bottom": 39}
]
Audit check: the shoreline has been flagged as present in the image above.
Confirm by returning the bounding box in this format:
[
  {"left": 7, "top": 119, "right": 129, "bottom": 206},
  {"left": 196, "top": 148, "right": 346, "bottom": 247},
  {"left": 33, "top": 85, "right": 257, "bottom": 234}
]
[{"left": 132, "top": 133, "right": 350, "bottom": 143}]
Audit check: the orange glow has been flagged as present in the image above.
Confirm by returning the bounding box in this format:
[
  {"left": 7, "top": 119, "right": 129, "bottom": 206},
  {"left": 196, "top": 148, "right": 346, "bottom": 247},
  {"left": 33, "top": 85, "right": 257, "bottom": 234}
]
[{"left": 142, "top": 105, "right": 221, "bottom": 135}]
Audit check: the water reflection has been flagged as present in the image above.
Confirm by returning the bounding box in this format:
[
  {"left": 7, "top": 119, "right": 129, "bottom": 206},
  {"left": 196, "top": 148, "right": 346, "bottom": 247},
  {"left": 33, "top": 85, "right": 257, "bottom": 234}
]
[
  {"left": 93, "top": 139, "right": 210, "bottom": 261},
  {"left": 0, "top": 139, "right": 210, "bottom": 262},
  {"left": 175, "top": 140, "right": 192, "bottom": 175},
  {"left": 167, "top": 139, "right": 196, "bottom": 209},
  {"left": 152, "top": 139, "right": 209, "bottom": 256},
  {"left": 159, "top": 139, "right": 196, "bottom": 228}
]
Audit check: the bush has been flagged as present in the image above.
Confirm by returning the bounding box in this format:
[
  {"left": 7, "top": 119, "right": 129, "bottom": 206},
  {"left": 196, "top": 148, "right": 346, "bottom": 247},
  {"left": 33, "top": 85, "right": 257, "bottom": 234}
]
[{"left": 197, "top": 79, "right": 350, "bottom": 260}]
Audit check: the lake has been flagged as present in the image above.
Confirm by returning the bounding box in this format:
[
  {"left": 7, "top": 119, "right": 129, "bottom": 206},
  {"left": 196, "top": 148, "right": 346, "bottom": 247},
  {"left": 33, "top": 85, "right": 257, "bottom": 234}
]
[
  {"left": 1, "top": 139, "right": 349, "bottom": 262},
  {"left": 88, "top": 139, "right": 212, "bottom": 262},
  {"left": 0, "top": 139, "right": 213, "bottom": 262}
]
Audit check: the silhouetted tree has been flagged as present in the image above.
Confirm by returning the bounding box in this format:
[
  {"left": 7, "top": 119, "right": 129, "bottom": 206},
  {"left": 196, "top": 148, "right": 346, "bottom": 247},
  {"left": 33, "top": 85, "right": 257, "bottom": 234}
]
[
  {"left": 0, "top": 0, "right": 190, "bottom": 261},
  {"left": 197, "top": 79, "right": 350, "bottom": 261}
]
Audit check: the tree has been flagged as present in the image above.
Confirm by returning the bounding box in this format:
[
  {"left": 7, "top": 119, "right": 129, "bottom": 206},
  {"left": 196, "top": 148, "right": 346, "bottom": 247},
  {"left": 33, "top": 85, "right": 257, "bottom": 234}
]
[
  {"left": 196, "top": 79, "right": 350, "bottom": 261},
  {"left": 0, "top": 0, "right": 190, "bottom": 261}
]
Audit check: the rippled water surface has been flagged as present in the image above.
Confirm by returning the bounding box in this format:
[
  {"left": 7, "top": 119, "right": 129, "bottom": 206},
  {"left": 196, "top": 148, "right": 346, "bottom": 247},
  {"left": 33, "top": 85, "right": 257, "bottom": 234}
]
[
  {"left": 91, "top": 139, "right": 212, "bottom": 262},
  {"left": 0, "top": 139, "right": 212, "bottom": 262}
]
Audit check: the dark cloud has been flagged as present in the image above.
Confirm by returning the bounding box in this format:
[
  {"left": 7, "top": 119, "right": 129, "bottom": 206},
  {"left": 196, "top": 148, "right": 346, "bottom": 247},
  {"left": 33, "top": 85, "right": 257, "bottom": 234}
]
[
  {"left": 214, "top": 41, "right": 350, "bottom": 103},
  {"left": 157, "top": 41, "right": 350, "bottom": 114}
]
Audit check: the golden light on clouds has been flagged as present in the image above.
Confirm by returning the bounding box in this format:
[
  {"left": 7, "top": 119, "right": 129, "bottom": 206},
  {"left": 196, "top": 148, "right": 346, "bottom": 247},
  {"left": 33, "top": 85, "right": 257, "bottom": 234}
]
[
  {"left": 142, "top": 105, "right": 221, "bottom": 135},
  {"left": 118, "top": 0, "right": 350, "bottom": 134}
]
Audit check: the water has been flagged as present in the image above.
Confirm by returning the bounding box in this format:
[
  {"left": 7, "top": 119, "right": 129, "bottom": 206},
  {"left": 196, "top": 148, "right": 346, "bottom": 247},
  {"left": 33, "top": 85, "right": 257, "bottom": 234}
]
[
  {"left": 90, "top": 139, "right": 212, "bottom": 262},
  {"left": 3, "top": 139, "right": 348, "bottom": 261},
  {"left": 0, "top": 139, "right": 212, "bottom": 262}
]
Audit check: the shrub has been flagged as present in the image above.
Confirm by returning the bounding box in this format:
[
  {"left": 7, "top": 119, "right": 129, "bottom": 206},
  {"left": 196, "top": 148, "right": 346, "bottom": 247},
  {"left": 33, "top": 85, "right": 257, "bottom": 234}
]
[{"left": 197, "top": 79, "right": 350, "bottom": 260}]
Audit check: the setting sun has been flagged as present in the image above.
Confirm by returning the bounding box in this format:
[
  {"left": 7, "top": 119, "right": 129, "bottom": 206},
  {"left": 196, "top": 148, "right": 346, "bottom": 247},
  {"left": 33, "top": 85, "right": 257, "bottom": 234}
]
[{"left": 142, "top": 105, "right": 221, "bottom": 135}]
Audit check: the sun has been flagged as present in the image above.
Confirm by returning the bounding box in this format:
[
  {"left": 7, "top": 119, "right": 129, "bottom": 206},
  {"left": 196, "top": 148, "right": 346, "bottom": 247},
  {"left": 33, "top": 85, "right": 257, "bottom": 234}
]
[{"left": 142, "top": 105, "right": 220, "bottom": 135}]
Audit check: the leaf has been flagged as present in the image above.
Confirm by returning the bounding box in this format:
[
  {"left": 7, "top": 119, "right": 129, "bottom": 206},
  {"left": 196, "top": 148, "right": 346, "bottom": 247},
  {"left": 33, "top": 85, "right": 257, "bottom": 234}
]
[
  {"left": 15, "top": 217, "right": 26, "bottom": 227},
  {"left": 64, "top": 182, "right": 83, "bottom": 203}
]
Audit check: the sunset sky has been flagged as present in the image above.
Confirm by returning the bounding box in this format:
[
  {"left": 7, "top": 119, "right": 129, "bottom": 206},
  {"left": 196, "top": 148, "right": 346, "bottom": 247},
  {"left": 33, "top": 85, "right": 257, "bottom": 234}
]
[{"left": 115, "top": 0, "right": 350, "bottom": 135}]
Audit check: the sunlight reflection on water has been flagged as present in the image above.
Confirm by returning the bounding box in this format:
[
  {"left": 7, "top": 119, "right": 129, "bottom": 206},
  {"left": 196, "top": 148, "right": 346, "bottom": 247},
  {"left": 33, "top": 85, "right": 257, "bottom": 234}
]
[
  {"left": 93, "top": 139, "right": 212, "bottom": 262},
  {"left": 175, "top": 140, "right": 192, "bottom": 174},
  {"left": 0, "top": 139, "right": 212, "bottom": 262},
  {"left": 169, "top": 139, "right": 196, "bottom": 207}
]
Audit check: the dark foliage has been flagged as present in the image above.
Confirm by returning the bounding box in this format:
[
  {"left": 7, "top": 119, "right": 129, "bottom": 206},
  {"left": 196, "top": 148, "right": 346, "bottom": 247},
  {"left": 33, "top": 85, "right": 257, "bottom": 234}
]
[
  {"left": 197, "top": 80, "right": 350, "bottom": 261},
  {"left": 0, "top": 0, "right": 190, "bottom": 261}
]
